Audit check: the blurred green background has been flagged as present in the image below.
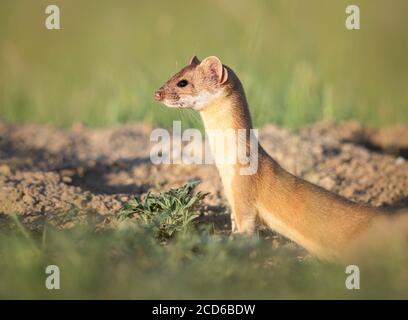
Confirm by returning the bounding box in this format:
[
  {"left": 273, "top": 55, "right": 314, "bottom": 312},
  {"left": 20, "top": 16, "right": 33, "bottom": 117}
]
[{"left": 0, "top": 0, "right": 407, "bottom": 128}]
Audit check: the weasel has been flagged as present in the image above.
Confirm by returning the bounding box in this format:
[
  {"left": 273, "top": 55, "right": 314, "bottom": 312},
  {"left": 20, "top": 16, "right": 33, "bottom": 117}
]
[{"left": 154, "top": 55, "right": 388, "bottom": 260}]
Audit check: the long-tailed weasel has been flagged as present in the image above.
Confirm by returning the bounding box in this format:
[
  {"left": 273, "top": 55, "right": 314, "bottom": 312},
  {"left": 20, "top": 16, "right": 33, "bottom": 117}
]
[{"left": 154, "top": 55, "right": 389, "bottom": 260}]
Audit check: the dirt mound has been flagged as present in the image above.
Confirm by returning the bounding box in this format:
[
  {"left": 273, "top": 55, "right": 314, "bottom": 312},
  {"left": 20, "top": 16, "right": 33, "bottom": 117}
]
[{"left": 1, "top": 121, "right": 407, "bottom": 236}]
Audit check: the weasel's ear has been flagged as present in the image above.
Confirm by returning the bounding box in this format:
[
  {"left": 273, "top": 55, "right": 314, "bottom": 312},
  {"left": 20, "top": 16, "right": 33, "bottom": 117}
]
[
  {"left": 200, "top": 56, "right": 228, "bottom": 84},
  {"left": 189, "top": 55, "right": 200, "bottom": 65}
]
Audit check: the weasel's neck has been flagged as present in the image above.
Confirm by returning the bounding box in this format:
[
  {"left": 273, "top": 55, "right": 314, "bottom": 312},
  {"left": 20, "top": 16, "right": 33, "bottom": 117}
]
[
  {"left": 199, "top": 90, "right": 254, "bottom": 167},
  {"left": 199, "top": 90, "right": 255, "bottom": 220},
  {"left": 199, "top": 88, "right": 252, "bottom": 132}
]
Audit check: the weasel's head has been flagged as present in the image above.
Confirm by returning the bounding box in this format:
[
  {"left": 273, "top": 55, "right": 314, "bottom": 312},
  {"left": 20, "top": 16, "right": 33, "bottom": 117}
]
[{"left": 154, "top": 56, "right": 229, "bottom": 111}]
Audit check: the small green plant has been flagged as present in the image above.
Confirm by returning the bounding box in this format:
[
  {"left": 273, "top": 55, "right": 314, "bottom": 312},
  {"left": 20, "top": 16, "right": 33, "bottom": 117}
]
[{"left": 119, "top": 181, "right": 208, "bottom": 240}]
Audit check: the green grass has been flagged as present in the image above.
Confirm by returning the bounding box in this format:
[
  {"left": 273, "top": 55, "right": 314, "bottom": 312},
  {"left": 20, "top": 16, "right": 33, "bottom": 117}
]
[
  {"left": 0, "top": 0, "right": 407, "bottom": 128},
  {"left": 1, "top": 183, "right": 408, "bottom": 299},
  {"left": 119, "top": 181, "right": 208, "bottom": 240}
]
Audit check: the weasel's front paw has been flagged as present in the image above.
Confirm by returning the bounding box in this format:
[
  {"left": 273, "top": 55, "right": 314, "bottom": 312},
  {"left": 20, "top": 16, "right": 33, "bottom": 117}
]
[
  {"left": 231, "top": 217, "right": 238, "bottom": 234},
  {"left": 229, "top": 230, "right": 240, "bottom": 240}
]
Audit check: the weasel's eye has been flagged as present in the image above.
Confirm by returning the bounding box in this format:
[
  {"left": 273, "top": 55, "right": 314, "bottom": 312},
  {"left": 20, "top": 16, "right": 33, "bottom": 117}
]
[{"left": 177, "top": 79, "right": 188, "bottom": 88}]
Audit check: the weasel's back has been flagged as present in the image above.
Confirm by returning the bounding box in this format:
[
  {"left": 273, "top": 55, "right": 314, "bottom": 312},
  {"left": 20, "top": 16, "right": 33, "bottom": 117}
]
[{"left": 255, "top": 151, "right": 384, "bottom": 258}]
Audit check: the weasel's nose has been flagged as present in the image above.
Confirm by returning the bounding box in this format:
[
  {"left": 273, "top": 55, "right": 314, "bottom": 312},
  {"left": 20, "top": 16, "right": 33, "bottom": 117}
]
[{"left": 154, "top": 90, "right": 163, "bottom": 101}]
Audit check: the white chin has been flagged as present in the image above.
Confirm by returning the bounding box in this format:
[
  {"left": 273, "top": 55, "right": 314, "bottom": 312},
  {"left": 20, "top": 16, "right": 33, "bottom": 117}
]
[{"left": 163, "top": 101, "right": 187, "bottom": 108}]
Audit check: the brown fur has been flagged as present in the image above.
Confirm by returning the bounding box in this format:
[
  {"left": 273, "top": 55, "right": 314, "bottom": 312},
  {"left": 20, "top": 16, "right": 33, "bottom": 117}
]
[{"left": 155, "top": 56, "right": 392, "bottom": 260}]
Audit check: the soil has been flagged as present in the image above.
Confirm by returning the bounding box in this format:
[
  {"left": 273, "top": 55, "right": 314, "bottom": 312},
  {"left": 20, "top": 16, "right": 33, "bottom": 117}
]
[{"left": 1, "top": 120, "right": 407, "bottom": 249}]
